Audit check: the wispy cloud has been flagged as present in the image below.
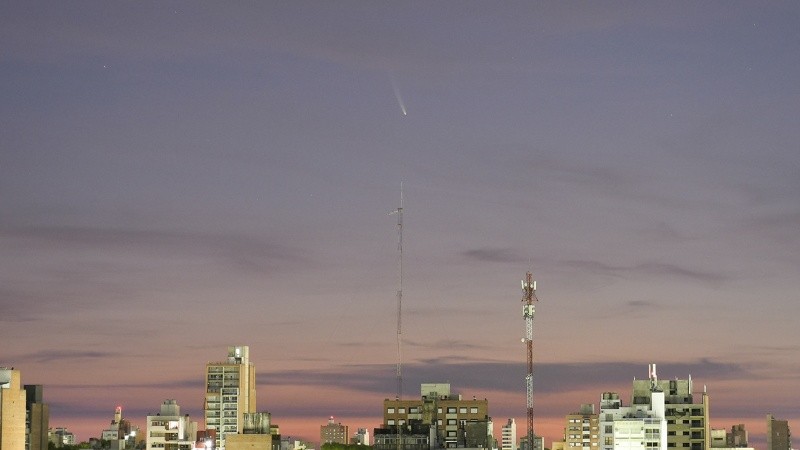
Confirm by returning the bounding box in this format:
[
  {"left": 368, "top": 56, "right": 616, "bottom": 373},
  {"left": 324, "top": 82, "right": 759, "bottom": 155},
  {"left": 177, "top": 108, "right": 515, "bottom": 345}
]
[
  {"left": 2, "top": 225, "right": 310, "bottom": 273},
  {"left": 0, "top": 225, "right": 315, "bottom": 320},
  {"left": 406, "top": 339, "right": 489, "bottom": 351},
  {"left": 463, "top": 248, "right": 527, "bottom": 264},
  {"left": 257, "top": 359, "right": 751, "bottom": 397},
  {"left": 13, "top": 350, "right": 120, "bottom": 363},
  {"left": 558, "top": 259, "right": 728, "bottom": 284}
]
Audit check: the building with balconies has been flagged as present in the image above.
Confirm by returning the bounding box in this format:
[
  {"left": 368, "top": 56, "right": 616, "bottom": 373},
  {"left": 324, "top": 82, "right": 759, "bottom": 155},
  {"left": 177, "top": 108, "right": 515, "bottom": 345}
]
[
  {"left": 375, "top": 383, "right": 491, "bottom": 450},
  {"left": 205, "top": 346, "right": 256, "bottom": 450}
]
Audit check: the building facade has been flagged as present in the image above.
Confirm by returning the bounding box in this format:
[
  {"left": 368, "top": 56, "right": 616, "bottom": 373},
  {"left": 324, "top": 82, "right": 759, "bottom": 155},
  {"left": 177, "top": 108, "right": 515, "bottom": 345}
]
[
  {"left": 205, "top": 346, "right": 257, "bottom": 450},
  {"left": 49, "top": 428, "right": 76, "bottom": 447},
  {"left": 629, "top": 365, "right": 709, "bottom": 450},
  {"left": 352, "top": 428, "right": 370, "bottom": 446},
  {"left": 376, "top": 383, "right": 491, "bottom": 450},
  {"left": 24, "top": 385, "right": 49, "bottom": 450},
  {"left": 766, "top": 415, "right": 791, "bottom": 450},
  {"left": 146, "top": 399, "right": 197, "bottom": 450},
  {"left": 563, "top": 405, "right": 599, "bottom": 450},
  {"left": 101, "top": 406, "right": 138, "bottom": 450},
  {"left": 321, "top": 417, "right": 349, "bottom": 445},
  {"left": 598, "top": 388, "right": 667, "bottom": 450},
  {"left": 726, "top": 425, "right": 748, "bottom": 448},
  {"left": 519, "top": 434, "right": 543, "bottom": 450},
  {"left": 1, "top": 368, "right": 27, "bottom": 450},
  {"left": 226, "top": 412, "right": 272, "bottom": 450},
  {"left": 501, "top": 418, "right": 517, "bottom": 450}
]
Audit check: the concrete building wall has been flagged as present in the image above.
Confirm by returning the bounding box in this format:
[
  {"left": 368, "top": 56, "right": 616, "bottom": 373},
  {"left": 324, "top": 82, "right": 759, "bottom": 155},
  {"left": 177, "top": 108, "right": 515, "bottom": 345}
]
[
  {"left": 766, "top": 415, "right": 791, "bottom": 450},
  {"left": 321, "top": 417, "right": 348, "bottom": 445},
  {"left": 501, "top": 418, "right": 517, "bottom": 450},
  {"left": 226, "top": 433, "right": 272, "bottom": 450},
  {"left": 564, "top": 406, "right": 599, "bottom": 450},
  {"left": 1, "top": 368, "right": 27, "bottom": 450},
  {"left": 25, "top": 385, "right": 49, "bottom": 450}
]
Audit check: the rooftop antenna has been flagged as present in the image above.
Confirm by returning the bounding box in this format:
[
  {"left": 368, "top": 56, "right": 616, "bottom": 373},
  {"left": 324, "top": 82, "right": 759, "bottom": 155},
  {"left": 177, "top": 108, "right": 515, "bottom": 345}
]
[{"left": 389, "top": 183, "right": 404, "bottom": 450}]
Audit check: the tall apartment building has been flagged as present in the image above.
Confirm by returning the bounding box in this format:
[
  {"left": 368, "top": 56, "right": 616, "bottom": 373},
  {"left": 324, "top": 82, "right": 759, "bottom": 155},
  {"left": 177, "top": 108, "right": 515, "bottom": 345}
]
[
  {"left": 598, "top": 388, "right": 667, "bottom": 450},
  {"left": 146, "top": 399, "right": 197, "bottom": 450},
  {"left": 205, "top": 346, "right": 256, "bottom": 450},
  {"left": 375, "top": 383, "right": 491, "bottom": 450},
  {"left": 501, "top": 418, "right": 517, "bottom": 450},
  {"left": 562, "top": 405, "right": 599, "bottom": 450},
  {"left": 321, "top": 417, "right": 349, "bottom": 445},
  {"left": 1, "top": 368, "right": 27, "bottom": 450},
  {"left": 24, "top": 385, "right": 49, "bottom": 450},
  {"left": 766, "top": 415, "right": 791, "bottom": 450},
  {"left": 630, "top": 365, "right": 709, "bottom": 450}
]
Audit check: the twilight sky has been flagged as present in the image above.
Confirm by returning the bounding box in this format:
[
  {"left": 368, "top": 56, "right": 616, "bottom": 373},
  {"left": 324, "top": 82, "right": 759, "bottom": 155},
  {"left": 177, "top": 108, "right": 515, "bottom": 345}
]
[{"left": 2, "top": 2, "right": 799, "bottom": 448}]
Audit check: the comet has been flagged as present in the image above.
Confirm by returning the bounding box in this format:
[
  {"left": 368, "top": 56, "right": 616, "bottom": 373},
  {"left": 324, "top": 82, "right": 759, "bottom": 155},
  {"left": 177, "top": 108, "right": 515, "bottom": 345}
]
[{"left": 390, "top": 74, "right": 407, "bottom": 116}]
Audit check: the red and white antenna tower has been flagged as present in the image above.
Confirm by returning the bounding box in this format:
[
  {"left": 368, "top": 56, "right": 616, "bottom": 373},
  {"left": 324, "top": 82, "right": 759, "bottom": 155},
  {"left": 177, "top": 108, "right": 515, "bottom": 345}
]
[{"left": 521, "top": 272, "right": 539, "bottom": 450}]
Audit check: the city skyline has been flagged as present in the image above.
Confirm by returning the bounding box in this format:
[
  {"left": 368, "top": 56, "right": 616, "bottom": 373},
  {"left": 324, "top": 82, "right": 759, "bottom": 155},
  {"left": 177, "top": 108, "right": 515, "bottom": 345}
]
[{"left": 2, "top": 2, "right": 799, "bottom": 449}]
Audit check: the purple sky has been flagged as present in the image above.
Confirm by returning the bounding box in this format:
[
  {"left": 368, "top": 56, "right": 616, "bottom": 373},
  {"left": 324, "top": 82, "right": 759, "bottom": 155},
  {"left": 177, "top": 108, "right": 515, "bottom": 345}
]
[{"left": 2, "top": 2, "right": 799, "bottom": 448}]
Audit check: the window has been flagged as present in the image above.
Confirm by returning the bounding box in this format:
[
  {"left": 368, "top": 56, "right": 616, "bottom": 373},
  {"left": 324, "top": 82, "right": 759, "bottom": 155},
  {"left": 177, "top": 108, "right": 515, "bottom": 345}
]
[
  {"left": 410, "top": 407, "right": 419, "bottom": 413},
  {"left": 438, "top": 408, "right": 443, "bottom": 413},
  {"left": 470, "top": 407, "right": 478, "bottom": 413},
  {"left": 448, "top": 407, "right": 457, "bottom": 413},
  {"left": 387, "top": 408, "right": 395, "bottom": 414},
  {"left": 398, "top": 408, "right": 406, "bottom": 414},
  {"left": 459, "top": 407, "right": 467, "bottom": 413},
  {"left": 388, "top": 420, "right": 395, "bottom": 426}
]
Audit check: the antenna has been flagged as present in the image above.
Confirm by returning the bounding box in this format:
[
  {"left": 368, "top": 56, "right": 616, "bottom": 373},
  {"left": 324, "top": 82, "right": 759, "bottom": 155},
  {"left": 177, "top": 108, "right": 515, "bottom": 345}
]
[
  {"left": 389, "top": 182, "right": 403, "bottom": 401},
  {"left": 389, "top": 183, "right": 404, "bottom": 450},
  {"left": 521, "top": 272, "right": 539, "bottom": 450}
]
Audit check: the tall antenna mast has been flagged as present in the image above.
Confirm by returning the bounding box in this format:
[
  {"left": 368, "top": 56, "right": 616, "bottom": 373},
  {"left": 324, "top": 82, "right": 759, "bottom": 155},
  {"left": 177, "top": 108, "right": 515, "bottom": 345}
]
[
  {"left": 389, "top": 183, "right": 404, "bottom": 450},
  {"left": 521, "top": 272, "right": 539, "bottom": 450}
]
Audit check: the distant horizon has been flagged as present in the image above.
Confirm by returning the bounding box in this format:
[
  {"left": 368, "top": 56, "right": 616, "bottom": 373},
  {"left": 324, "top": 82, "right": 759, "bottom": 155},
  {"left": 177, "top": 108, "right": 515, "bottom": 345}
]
[{"left": 13, "top": 358, "right": 786, "bottom": 450}]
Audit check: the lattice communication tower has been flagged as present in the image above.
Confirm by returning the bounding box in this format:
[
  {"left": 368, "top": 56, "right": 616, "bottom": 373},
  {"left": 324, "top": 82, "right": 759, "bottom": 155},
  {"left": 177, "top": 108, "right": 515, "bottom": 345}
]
[{"left": 521, "top": 272, "right": 539, "bottom": 450}]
